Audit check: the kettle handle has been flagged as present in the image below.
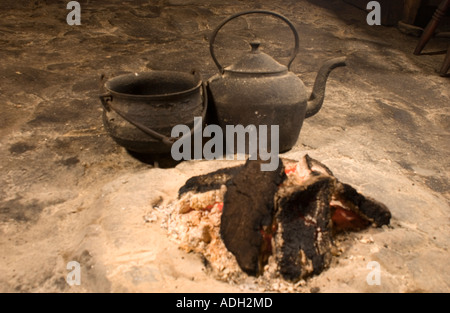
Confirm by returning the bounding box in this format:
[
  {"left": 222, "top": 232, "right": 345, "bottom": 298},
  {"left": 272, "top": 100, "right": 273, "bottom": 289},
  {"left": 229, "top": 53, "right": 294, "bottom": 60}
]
[{"left": 209, "top": 10, "right": 300, "bottom": 74}]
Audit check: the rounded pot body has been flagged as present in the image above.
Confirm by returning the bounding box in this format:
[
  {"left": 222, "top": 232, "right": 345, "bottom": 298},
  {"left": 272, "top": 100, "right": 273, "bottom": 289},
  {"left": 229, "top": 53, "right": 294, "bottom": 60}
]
[
  {"left": 101, "top": 71, "right": 205, "bottom": 154},
  {"left": 208, "top": 71, "right": 307, "bottom": 153}
]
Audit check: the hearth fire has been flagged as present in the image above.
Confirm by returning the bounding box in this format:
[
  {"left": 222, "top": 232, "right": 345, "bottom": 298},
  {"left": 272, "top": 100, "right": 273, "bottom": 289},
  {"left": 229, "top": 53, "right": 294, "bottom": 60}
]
[{"left": 165, "top": 155, "right": 391, "bottom": 284}]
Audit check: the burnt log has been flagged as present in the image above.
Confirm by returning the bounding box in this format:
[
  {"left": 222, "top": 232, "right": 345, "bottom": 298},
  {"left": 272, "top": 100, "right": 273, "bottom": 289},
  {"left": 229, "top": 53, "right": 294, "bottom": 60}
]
[
  {"left": 274, "top": 176, "right": 335, "bottom": 281},
  {"left": 178, "top": 165, "right": 242, "bottom": 197},
  {"left": 219, "top": 159, "right": 285, "bottom": 276},
  {"left": 333, "top": 182, "right": 392, "bottom": 227}
]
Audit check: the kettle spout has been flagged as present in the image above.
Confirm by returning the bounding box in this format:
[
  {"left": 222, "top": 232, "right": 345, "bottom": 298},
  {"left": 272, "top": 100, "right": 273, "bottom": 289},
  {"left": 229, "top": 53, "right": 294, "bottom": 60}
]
[{"left": 305, "top": 57, "right": 346, "bottom": 118}]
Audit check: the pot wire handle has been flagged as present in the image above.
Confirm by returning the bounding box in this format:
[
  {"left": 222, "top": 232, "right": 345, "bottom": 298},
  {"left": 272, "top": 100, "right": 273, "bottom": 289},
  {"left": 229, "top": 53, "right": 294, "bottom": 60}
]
[
  {"left": 99, "top": 81, "right": 208, "bottom": 147},
  {"left": 209, "top": 10, "right": 300, "bottom": 74}
]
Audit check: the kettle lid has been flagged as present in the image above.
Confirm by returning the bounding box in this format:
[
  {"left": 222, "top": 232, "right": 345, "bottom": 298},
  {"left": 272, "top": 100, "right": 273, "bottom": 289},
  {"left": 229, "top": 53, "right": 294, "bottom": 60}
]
[{"left": 225, "top": 42, "right": 287, "bottom": 74}]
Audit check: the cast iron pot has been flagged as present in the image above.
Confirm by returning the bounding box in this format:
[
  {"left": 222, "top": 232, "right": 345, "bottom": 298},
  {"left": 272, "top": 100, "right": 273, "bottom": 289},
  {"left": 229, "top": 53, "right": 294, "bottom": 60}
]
[{"left": 100, "top": 70, "right": 207, "bottom": 154}]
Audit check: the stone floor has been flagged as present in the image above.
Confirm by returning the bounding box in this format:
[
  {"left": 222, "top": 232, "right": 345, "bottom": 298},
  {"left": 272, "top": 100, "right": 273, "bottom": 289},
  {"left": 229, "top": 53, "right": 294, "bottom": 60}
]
[{"left": 0, "top": 0, "right": 448, "bottom": 292}]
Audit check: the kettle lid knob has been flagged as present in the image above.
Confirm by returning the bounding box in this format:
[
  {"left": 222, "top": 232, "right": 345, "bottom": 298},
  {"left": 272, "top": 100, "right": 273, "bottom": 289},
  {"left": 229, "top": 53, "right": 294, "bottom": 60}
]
[{"left": 250, "top": 41, "right": 261, "bottom": 52}]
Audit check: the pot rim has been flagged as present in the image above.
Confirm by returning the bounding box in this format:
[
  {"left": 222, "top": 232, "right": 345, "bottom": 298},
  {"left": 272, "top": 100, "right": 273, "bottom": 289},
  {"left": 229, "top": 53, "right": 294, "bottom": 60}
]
[{"left": 104, "top": 71, "right": 203, "bottom": 100}]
